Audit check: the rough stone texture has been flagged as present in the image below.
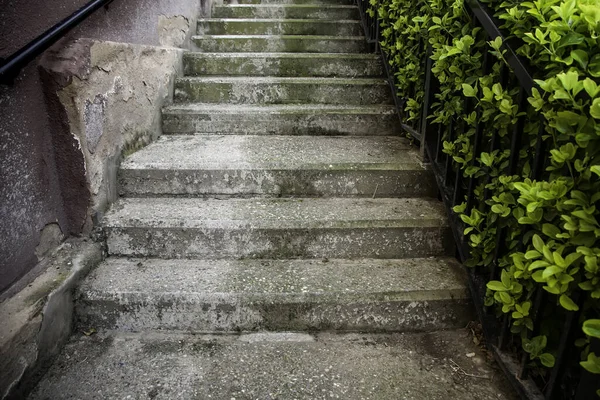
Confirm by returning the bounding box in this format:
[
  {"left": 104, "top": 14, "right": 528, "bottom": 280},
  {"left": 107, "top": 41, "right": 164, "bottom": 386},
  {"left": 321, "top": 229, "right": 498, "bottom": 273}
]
[
  {"left": 212, "top": 4, "right": 361, "bottom": 19},
  {"left": 158, "top": 15, "right": 194, "bottom": 48},
  {"left": 103, "top": 197, "right": 453, "bottom": 259},
  {"left": 28, "top": 330, "right": 518, "bottom": 400},
  {"left": 43, "top": 40, "right": 183, "bottom": 219},
  {"left": 76, "top": 257, "right": 471, "bottom": 332},
  {"left": 0, "top": 240, "right": 102, "bottom": 399},
  {"left": 162, "top": 103, "right": 400, "bottom": 135},
  {"left": 192, "top": 35, "right": 368, "bottom": 53},
  {"left": 118, "top": 135, "right": 436, "bottom": 197},
  {"left": 197, "top": 18, "right": 363, "bottom": 36},
  {"left": 183, "top": 52, "right": 383, "bottom": 77},
  {"left": 174, "top": 76, "right": 392, "bottom": 105},
  {"left": 0, "top": 0, "right": 200, "bottom": 294},
  {"left": 234, "top": 0, "right": 354, "bottom": 4}
]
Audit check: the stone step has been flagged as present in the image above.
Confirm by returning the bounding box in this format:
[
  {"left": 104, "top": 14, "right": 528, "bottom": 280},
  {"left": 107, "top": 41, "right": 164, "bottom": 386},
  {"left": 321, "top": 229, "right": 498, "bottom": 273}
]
[
  {"left": 235, "top": 0, "right": 354, "bottom": 4},
  {"left": 197, "top": 19, "right": 363, "bottom": 36},
  {"left": 173, "top": 77, "right": 392, "bottom": 105},
  {"left": 212, "top": 4, "right": 360, "bottom": 20},
  {"left": 162, "top": 103, "right": 400, "bottom": 135},
  {"left": 119, "top": 135, "right": 435, "bottom": 197},
  {"left": 182, "top": 52, "right": 383, "bottom": 77},
  {"left": 76, "top": 257, "right": 470, "bottom": 332},
  {"left": 192, "top": 35, "right": 368, "bottom": 53},
  {"left": 29, "top": 330, "right": 517, "bottom": 400},
  {"left": 103, "top": 197, "right": 452, "bottom": 259}
]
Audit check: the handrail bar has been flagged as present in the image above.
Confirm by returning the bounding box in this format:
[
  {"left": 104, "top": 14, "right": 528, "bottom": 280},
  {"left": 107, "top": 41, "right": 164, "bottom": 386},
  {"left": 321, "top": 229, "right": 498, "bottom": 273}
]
[{"left": 0, "top": 0, "right": 115, "bottom": 84}]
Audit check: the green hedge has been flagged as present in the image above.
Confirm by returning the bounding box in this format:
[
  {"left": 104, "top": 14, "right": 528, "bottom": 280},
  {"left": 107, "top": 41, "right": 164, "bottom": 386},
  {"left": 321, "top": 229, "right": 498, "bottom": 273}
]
[{"left": 371, "top": 0, "right": 600, "bottom": 387}]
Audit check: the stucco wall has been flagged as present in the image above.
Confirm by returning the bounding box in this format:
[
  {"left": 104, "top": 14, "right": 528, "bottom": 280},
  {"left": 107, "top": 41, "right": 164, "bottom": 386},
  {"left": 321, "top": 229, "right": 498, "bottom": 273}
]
[{"left": 0, "top": 0, "right": 200, "bottom": 294}]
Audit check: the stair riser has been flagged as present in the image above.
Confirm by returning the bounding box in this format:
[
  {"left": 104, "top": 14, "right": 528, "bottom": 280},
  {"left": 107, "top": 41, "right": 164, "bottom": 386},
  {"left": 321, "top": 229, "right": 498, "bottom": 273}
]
[
  {"left": 162, "top": 110, "right": 401, "bottom": 135},
  {"left": 119, "top": 169, "right": 437, "bottom": 198},
  {"left": 76, "top": 296, "right": 473, "bottom": 333},
  {"left": 212, "top": 6, "right": 360, "bottom": 20},
  {"left": 197, "top": 20, "right": 363, "bottom": 36},
  {"left": 231, "top": 0, "right": 354, "bottom": 4},
  {"left": 174, "top": 80, "right": 392, "bottom": 105},
  {"left": 183, "top": 54, "right": 383, "bottom": 77},
  {"left": 105, "top": 227, "right": 453, "bottom": 259},
  {"left": 192, "top": 36, "right": 368, "bottom": 53}
]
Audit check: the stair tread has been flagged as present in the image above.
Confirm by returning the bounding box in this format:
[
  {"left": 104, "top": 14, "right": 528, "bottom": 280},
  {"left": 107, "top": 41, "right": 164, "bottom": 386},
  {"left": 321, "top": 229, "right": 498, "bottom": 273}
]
[
  {"left": 164, "top": 103, "right": 396, "bottom": 113},
  {"left": 184, "top": 51, "right": 379, "bottom": 58},
  {"left": 103, "top": 197, "right": 448, "bottom": 229},
  {"left": 193, "top": 34, "right": 365, "bottom": 39},
  {"left": 121, "top": 135, "right": 422, "bottom": 171},
  {"left": 29, "top": 331, "right": 516, "bottom": 400},
  {"left": 199, "top": 18, "right": 360, "bottom": 23},
  {"left": 217, "top": 4, "right": 360, "bottom": 8},
  {"left": 176, "top": 76, "right": 387, "bottom": 84},
  {"left": 81, "top": 257, "right": 467, "bottom": 300}
]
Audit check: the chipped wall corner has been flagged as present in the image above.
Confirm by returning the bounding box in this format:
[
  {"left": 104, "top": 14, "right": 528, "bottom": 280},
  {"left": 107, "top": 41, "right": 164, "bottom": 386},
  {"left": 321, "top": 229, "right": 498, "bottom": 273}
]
[
  {"left": 0, "top": 241, "right": 103, "bottom": 400},
  {"left": 39, "top": 38, "right": 184, "bottom": 222}
]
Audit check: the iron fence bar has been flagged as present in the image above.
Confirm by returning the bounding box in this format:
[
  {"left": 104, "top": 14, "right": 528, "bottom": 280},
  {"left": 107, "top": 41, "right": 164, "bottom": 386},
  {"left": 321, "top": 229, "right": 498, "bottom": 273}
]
[
  {"left": 466, "top": 51, "right": 492, "bottom": 211},
  {"left": 519, "top": 288, "right": 546, "bottom": 379},
  {"left": 444, "top": 119, "right": 454, "bottom": 186},
  {"left": 575, "top": 338, "right": 600, "bottom": 399},
  {"left": 359, "top": 0, "right": 593, "bottom": 397},
  {"left": 544, "top": 293, "right": 582, "bottom": 399},
  {"left": 464, "top": 0, "right": 535, "bottom": 95}
]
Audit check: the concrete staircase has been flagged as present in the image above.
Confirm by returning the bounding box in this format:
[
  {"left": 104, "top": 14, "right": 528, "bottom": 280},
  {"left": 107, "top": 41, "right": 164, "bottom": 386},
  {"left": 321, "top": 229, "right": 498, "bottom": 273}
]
[{"left": 27, "top": 1, "right": 511, "bottom": 399}]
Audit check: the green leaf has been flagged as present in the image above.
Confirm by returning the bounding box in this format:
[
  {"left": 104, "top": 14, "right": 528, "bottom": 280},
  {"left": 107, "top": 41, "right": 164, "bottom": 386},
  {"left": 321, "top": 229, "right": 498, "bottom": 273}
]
[
  {"left": 539, "top": 353, "right": 555, "bottom": 368},
  {"left": 525, "top": 250, "right": 542, "bottom": 259},
  {"left": 571, "top": 49, "right": 589, "bottom": 69},
  {"left": 532, "top": 234, "right": 544, "bottom": 253},
  {"left": 542, "top": 224, "right": 561, "bottom": 238},
  {"left": 581, "top": 353, "right": 600, "bottom": 374},
  {"left": 583, "top": 320, "right": 600, "bottom": 338},
  {"left": 591, "top": 98, "right": 600, "bottom": 120},
  {"left": 543, "top": 265, "right": 563, "bottom": 279},
  {"left": 462, "top": 83, "right": 477, "bottom": 97},
  {"left": 559, "top": 294, "right": 579, "bottom": 311},
  {"left": 487, "top": 280, "right": 508, "bottom": 291},
  {"left": 529, "top": 260, "right": 551, "bottom": 270}
]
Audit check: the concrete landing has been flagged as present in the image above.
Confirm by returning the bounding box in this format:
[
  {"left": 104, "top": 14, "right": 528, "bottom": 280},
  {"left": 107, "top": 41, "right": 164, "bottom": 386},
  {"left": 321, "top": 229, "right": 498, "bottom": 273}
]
[{"left": 28, "top": 330, "right": 518, "bottom": 400}]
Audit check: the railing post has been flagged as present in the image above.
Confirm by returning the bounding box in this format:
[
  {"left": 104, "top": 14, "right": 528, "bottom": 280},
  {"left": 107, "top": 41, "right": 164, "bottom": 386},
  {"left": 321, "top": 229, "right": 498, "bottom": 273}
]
[{"left": 419, "top": 48, "right": 434, "bottom": 161}]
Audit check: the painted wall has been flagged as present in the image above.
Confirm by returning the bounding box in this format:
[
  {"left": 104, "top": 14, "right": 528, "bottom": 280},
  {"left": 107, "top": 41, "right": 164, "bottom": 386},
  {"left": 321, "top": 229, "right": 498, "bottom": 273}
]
[{"left": 0, "top": 0, "right": 199, "bottom": 294}]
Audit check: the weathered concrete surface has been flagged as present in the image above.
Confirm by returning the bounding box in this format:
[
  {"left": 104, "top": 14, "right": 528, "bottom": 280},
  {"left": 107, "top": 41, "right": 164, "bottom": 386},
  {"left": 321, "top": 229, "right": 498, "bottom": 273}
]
[
  {"left": 197, "top": 18, "right": 363, "bottom": 36},
  {"left": 0, "top": 0, "right": 199, "bottom": 294},
  {"left": 41, "top": 40, "right": 183, "bottom": 220},
  {"left": 212, "top": 4, "right": 360, "bottom": 20},
  {"left": 118, "top": 135, "right": 435, "bottom": 197},
  {"left": 234, "top": 0, "right": 354, "bottom": 4},
  {"left": 162, "top": 103, "right": 400, "bottom": 135},
  {"left": 183, "top": 52, "right": 383, "bottom": 77},
  {"left": 0, "top": 240, "right": 102, "bottom": 400},
  {"left": 77, "top": 257, "right": 471, "bottom": 332},
  {"left": 103, "top": 197, "right": 453, "bottom": 259},
  {"left": 174, "top": 76, "right": 392, "bottom": 105},
  {"left": 192, "top": 35, "right": 368, "bottom": 53},
  {"left": 28, "top": 330, "right": 518, "bottom": 400}
]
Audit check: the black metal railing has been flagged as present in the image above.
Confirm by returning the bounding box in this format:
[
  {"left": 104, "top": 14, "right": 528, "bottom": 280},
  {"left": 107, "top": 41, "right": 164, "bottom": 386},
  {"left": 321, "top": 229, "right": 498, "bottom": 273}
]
[
  {"left": 356, "top": 0, "right": 600, "bottom": 398},
  {"left": 0, "top": 0, "right": 115, "bottom": 85}
]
